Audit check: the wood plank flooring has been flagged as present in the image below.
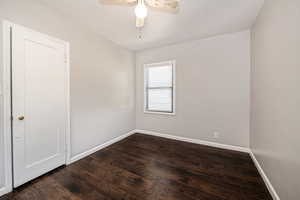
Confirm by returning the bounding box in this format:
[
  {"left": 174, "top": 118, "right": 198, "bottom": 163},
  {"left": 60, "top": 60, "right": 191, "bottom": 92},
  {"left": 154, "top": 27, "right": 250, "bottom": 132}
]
[{"left": 0, "top": 133, "right": 272, "bottom": 200}]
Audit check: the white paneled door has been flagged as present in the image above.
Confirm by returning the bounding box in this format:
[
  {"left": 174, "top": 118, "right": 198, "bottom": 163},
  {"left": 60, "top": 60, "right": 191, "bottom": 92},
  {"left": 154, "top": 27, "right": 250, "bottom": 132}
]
[{"left": 11, "top": 24, "right": 69, "bottom": 187}]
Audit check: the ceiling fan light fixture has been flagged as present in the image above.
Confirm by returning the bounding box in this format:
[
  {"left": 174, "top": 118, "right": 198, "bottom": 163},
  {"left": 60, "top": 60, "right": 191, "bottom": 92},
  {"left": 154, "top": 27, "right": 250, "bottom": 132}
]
[
  {"left": 98, "top": 0, "right": 180, "bottom": 38},
  {"left": 135, "top": 0, "right": 148, "bottom": 18},
  {"left": 136, "top": 17, "right": 145, "bottom": 28}
]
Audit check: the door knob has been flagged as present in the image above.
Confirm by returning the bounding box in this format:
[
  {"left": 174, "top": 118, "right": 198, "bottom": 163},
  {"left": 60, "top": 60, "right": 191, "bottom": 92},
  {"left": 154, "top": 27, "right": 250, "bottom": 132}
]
[{"left": 18, "top": 116, "right": 25, "bottom": 120}]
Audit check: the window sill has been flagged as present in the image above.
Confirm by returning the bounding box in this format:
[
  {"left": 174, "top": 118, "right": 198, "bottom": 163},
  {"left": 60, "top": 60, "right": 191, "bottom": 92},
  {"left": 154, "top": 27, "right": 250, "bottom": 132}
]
[{"left": 144, "top": 111, "right": 176, "bottom": 116}]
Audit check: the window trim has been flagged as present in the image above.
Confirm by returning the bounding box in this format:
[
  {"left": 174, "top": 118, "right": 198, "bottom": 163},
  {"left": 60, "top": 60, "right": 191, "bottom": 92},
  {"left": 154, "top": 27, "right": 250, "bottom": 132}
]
[{"left": 143, "top": 60, "right": 176, "bottom": 115}]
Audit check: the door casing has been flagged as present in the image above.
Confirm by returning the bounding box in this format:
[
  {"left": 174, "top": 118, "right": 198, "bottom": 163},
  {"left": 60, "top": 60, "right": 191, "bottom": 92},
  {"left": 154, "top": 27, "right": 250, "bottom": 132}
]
[{"left": 1, "top": 20, "right": 71, "bottom": 194}]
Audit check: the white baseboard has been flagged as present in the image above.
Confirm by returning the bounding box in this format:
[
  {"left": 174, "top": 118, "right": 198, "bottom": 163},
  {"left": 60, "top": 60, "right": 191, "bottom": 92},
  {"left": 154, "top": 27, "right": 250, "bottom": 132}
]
[
  {"left": 250, "top": 151, "right": 280, "bottom": 200},
  {"left": 69, "top": 130, "right": 136, "bottom": 164},
  {"left": 0, "top": 186, "right": 11, "bottom": 197},
  {"left": 136, "top": 129, "right": 279, "bottom": 199},
  {"left": 135, "top": 129, "right": 250, "bottom": 153},
  {"left": 0, "top": 128, "right": 279, "bottom": 200}
]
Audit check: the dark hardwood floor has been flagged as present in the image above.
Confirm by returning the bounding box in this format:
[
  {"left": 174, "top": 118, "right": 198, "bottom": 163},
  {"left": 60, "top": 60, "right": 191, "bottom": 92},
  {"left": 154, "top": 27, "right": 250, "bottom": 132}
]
[{"left": 1, "top": 133, "right": 272, "bottom": 200}]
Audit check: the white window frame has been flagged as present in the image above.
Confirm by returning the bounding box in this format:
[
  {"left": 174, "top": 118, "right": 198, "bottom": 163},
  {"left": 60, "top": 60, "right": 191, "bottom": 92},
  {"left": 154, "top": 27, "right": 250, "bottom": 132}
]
[{"left": 144, "top": 60, "right": 176, "bottom": 115}]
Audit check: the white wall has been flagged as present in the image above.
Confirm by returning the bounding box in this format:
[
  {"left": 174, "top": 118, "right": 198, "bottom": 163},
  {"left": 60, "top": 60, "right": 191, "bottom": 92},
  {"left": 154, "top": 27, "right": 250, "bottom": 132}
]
[
  {"left": 251, "top": 0, "right": 300, "bottom": 199},
  {"left": 0, "top": 18, "right": 4, "bottom": 188},
  {"left": 0, "top": 0, "right": 135, "bottom": 188},
  {"left": 136, "top": 30, "right": 250, "bottom": 148}
]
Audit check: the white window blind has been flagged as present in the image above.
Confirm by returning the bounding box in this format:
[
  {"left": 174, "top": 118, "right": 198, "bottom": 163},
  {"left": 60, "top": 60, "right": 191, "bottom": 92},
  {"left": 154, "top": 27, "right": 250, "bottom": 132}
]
[{"left": 144, "top": 61, "right": 175, "bottom": 114}]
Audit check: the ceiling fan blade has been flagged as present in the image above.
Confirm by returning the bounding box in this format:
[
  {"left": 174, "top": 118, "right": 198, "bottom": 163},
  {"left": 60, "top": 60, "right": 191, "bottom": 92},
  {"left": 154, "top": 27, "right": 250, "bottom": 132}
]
[
  {"left": 98, "top": 0, "right": 137, "bottom": 6},
  {"left": 145, "top": 0, "right": 179, "bottom": 13}
]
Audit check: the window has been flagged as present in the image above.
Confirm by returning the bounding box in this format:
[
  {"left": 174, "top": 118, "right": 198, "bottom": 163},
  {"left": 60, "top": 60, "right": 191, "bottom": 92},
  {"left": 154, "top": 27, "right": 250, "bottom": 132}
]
[{"left": 144, "top": 61, "right": 175, "bottom": 114}]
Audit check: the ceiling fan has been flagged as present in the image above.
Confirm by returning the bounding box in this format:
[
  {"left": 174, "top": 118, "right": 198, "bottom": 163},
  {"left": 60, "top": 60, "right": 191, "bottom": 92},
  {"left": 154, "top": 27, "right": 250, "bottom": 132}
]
[{"left": 98, "top": 0, "right": 180, "bottom": 37}]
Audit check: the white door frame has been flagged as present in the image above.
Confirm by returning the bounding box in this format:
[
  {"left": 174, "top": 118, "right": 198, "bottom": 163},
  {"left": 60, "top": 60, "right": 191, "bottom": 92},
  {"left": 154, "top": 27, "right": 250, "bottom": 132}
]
[{"left": 1, "top": 20, "right": 71, "bottom": 195}]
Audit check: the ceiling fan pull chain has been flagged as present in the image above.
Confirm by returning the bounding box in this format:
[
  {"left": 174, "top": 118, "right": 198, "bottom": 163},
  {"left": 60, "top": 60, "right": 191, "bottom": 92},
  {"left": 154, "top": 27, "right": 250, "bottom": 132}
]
[{"left": 139, "top": 27, "right": 142, "bottom": 39}]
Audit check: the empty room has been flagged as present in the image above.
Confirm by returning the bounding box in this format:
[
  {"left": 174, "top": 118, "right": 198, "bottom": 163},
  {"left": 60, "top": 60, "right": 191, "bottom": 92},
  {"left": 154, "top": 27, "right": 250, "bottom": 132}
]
[{"left": 0, "top": 0, "right": 299, "bottom": 199}]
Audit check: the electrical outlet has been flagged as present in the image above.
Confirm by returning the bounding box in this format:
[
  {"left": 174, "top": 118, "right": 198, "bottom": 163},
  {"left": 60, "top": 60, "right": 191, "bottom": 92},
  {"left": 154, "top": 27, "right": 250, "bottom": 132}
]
[{"left": 213, "top": 131, "right": 219, "bottom": 139}]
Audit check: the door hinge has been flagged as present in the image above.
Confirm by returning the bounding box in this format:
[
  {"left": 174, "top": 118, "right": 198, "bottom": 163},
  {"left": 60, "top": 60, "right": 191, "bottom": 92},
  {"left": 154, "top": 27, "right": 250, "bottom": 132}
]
[{"left": 11, "top": 116, "right": 13, "bottom": 121}]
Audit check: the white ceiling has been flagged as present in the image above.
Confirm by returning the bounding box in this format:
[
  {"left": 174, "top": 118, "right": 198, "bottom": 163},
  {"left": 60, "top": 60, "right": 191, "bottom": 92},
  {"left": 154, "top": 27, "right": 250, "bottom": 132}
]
[{"left": 38, "top": 0, "right": 264, "bottom": 51}]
